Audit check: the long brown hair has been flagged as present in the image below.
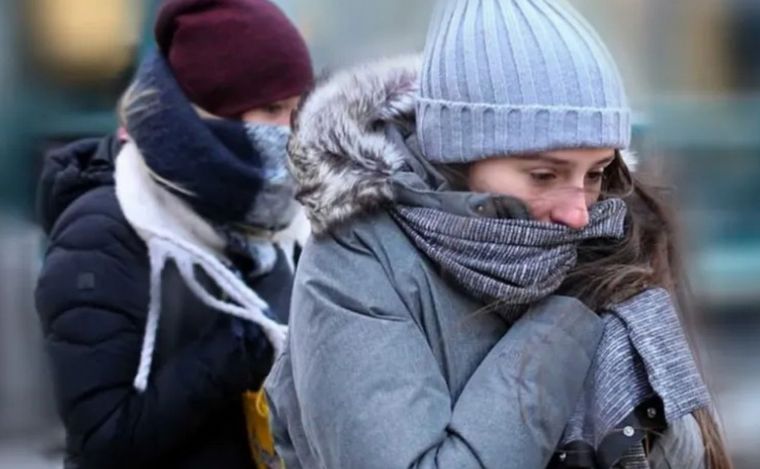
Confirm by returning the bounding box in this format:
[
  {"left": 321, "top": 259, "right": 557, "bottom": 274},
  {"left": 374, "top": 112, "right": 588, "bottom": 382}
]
[
  {"left": 438, "top": 153, "right": 733, "bottom": 468},
  {"left": 562, "top": 153, "right": 733, "bottom": 469}
]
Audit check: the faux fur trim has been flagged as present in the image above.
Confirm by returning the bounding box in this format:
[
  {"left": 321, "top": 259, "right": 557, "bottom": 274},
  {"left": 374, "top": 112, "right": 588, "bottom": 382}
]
[{"left": 288, "top": 55, "right": 422, "bottom": 234}]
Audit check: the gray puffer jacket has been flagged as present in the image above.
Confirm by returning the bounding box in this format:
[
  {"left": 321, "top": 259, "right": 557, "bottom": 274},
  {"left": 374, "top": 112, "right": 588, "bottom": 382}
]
[{"left": 265, "top": 57, "right": 706, "bottom": 469}]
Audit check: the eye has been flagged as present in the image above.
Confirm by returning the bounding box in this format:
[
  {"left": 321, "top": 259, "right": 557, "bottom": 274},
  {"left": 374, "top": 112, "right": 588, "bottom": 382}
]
[
  {"left": 266, "top": 104, "right": 284, "bottom": 114},
  {"left": 530, "top": 171, "right": 557, "bottom": 183},
  {"left": 586, "top": 170, "right": 605, "bottom": 183}
]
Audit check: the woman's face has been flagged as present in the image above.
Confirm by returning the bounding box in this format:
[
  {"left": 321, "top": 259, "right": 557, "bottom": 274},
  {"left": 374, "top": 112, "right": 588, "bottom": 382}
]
[
  {"left": 241, "top": 95, "right": 301, "bottom": 127},
  {"left": 467, "top": 148, "right": 616, "bottom": 230}
]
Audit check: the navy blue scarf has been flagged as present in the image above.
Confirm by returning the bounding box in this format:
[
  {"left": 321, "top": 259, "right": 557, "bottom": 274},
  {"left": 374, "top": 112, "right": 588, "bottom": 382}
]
[{"left": 124, "top": 52, "right": 267, "bottom": 225}]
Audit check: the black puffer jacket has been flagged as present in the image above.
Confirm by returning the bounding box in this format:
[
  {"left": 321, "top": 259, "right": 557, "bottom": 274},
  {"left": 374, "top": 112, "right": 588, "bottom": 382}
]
[{"left": 35, "top": 136, "right": 293, "bottom": 469}]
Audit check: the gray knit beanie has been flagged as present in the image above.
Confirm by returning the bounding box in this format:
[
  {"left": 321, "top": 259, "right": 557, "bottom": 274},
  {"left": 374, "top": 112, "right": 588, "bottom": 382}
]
[{"left": 416, "top": 0, "right": 631, "bottom": 163}]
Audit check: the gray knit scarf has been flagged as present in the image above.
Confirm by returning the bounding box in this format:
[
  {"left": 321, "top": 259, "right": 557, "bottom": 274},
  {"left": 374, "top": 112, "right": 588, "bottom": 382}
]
[
  {"left": 391, "top": 199, "right": 711, "bottom": 464},
  {"left": 393, "top": 198, "right": 627, "bottom": 318}
]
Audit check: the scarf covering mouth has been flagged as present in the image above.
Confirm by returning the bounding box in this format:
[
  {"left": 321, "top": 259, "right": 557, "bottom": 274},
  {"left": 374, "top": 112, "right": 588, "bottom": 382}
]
[{"left": 392, "top": 198, "right": 627, "bottom": 315}]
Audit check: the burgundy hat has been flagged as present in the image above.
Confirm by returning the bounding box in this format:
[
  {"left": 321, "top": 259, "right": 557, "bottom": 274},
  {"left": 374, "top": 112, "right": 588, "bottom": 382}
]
[{"left": 155, "top": 0, "right": 314, "bottom": 118}]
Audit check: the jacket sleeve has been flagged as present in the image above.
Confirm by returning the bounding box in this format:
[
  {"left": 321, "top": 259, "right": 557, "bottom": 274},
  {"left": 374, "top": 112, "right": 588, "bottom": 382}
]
[
  {"left": 35, "top": 195, "right": 258, "bottom": 467},
  {"left": 283, "top": 228, "right": 605, "bottom": 469},
  {"left": 647, "top": 415, "right": 706, "bottom": 469}
]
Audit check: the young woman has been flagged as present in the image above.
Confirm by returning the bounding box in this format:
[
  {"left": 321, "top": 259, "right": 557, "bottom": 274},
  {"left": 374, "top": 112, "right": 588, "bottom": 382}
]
[
  {"left": 266, "top": 0, "right": 731, "bottom": 467},
  {"left": 35, "top": 0, "right": 312, "bottom": 467}
]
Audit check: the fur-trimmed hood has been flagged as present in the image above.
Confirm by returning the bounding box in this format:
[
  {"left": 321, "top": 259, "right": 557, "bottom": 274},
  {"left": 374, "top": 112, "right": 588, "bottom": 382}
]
[
  {"left": 288, "top": 55, "right": 638, "bottom": 235},
  {"left": 288, "top": 56, "right": 421, "bottom": 234}
]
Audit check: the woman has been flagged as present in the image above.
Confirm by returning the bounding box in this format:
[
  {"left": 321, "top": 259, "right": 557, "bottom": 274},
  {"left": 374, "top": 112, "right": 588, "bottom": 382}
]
[
  {"left": 35, "top": 0, "right": 313, "bottom": 467},
  {"left": 266, "top": 0, "right": 731, "bottom": 467}
]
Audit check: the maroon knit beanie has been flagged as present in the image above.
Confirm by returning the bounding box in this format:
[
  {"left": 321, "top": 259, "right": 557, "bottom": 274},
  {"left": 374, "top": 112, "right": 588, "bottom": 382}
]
[{"left": 155, "top": 0, "right": 314, "bottom": 118}]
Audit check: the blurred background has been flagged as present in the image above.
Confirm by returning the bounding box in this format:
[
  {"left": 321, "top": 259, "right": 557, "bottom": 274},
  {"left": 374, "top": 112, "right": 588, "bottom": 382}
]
[{"left": 0, "top": 0, "right": 758, "bottom": 467}]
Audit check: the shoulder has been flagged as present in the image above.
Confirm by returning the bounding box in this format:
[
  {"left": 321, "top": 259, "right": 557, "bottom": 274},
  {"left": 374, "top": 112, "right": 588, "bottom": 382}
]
[
  {"left": 291, "top": 210, "right": 423, "bottom": 329},
  {"left": 299, "top": 210, "right": 420, "bottom": 284},
  {"left": 48, "top": 185, "right": 144, "bottom": 255},
  {"left": 37, "top": 185, "right": 150, "bottom": 330},
  {"left": 303, "top": 209, "right": 417, "bottom": 261}
]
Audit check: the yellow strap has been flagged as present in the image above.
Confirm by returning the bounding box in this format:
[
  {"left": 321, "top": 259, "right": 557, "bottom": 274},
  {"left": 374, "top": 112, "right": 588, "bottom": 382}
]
[{"left": 242, "top": 390, "right": 282, "bottom": 468}]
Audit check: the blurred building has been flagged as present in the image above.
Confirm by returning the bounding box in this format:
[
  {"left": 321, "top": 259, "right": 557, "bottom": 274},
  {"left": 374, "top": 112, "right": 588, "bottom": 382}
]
[{"left": 0, "top": 1, "right": 155, "bottom": 466}]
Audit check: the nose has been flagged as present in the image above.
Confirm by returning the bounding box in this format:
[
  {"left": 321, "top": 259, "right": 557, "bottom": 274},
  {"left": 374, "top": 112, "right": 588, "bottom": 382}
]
[{"left": 549, "top": 190, "right": 590, "bottom": 230}]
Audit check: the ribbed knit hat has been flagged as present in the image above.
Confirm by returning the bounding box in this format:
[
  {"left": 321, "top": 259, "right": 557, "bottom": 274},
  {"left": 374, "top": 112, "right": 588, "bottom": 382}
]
[
  {"left": 155, "top": 0, "right": 314, "bottom": 119},
  {"left": 416, "top": 0, "right": 631, "bottom": 163}
]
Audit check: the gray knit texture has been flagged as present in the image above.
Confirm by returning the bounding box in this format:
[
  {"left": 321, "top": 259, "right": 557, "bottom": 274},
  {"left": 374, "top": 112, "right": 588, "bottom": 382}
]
[
  {"left": 244, "top": 123, "right": 298, "bottom": 231},
  {"left": 392, "top": 198, "right": 627, "bottom": 318},
  {"left": 417, "top": 0, "right": 631, "bottom": 162},
  {"left": 563, "top": 288, "right": 711, "bottom": 449}
]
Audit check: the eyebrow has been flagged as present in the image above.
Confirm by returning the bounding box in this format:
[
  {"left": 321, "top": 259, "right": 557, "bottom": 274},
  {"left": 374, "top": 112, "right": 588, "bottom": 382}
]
[{"left": 513, "top": 153, "right": 616, "bottom": 166}]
